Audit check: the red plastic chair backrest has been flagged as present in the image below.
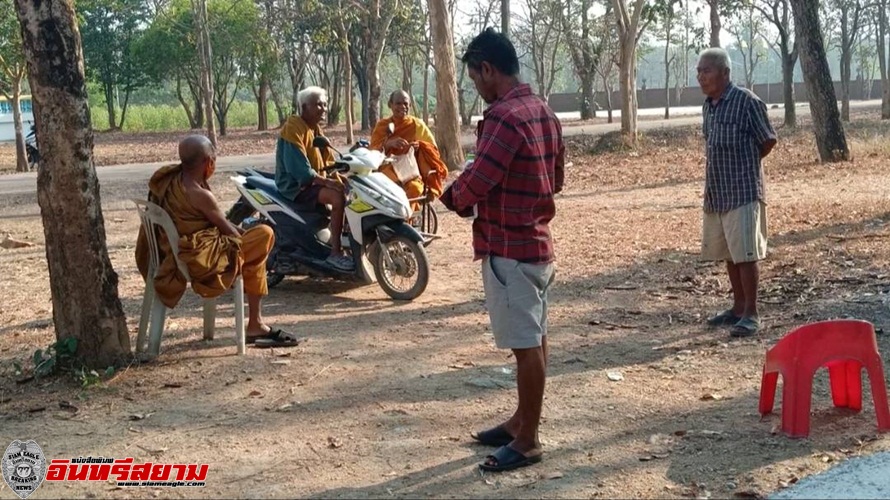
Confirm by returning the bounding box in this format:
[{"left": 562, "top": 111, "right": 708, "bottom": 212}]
[{"left": 765, "top": 320, "right": 878, "bottom": 372}]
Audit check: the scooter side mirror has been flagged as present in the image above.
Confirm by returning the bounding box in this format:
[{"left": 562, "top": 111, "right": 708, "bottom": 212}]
[{"left": 312, "top": 136, "right": 333, "bottom": 150}]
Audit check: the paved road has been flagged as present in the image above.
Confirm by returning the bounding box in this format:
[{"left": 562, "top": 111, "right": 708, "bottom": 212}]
[
  {"left": 0, "top": 100, "right": 880, "bottom": 198},
  {"left": 770, "top": 450, "right": 890, "bottom": 499}
]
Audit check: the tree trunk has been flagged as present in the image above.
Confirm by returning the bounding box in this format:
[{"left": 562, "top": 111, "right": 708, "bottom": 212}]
[
  {"left": 602, "top": 73, "right": 614, "bottom": 123},
  {"left": 580, "top": 74, "right": 595, "bottom": 120},
  {"left": 10, "top": 83, "right": 29, "bottom": 172},
  {"left": 428, "top": 0, "right": 463, "bottom": 170},
  {"left": 103, "top": 83, "right": 118, "bottom": 130},
  {"left": 194, "top": 0, "right": 217, "bottom": 145},
  {"left": 841, "top": 49, "right": 852, "bottom": 122},
  {"left": 879, "top": 0, "right": 890, "bottom": 119},
  {"left": 367, "top": 43, "right": 383, "bottom": 128},
  {"left": 782, "top": 52, "right": 797, "bottom": 127},
  {"left": 617, "top": 43, "right": 638, "bottom": 143},
  {"left": 501, "top": 0, "right": 510, "bottom": 37},
  {"left": 422, "top": 61, "right": 430, "bottom": 124},
  {"left": 13, "top": 0, "right": 130, "bottom": 368},
  {"left": 708, "top": 0, "right": 721, "bottom": 47},
  {"left": 344, "top": 51, "right": 354, "bottom": 144},
  {"left": 789, "top": 0, "right": 849, "bottom": 162},
  {"left": 664, "top": 24, "right": 671, "bottom": 120},
  {"left": 256, "top": 77, "right": 269, "bottom": 131},
  {"left": 355, "top": 67, "right": 370, "bottom": 131},
  {"left": 269, "top": 84, "right": 288, "bottom": 126}
]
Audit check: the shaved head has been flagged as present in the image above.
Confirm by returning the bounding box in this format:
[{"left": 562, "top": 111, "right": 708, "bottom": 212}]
[
  {"left": 388, "top": 90, "right": 410, "bottom": 105},
  {"left": 178, "top": 135, "right": 214, "bottom": 169}
]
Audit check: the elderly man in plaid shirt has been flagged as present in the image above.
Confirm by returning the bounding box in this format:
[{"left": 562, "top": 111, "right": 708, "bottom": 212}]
[
  {"left": 441, "top": 28, "right": 564, "bottom": 473},
  {"left": 697, "top": 47, "right": 777, "bottom": 337}
]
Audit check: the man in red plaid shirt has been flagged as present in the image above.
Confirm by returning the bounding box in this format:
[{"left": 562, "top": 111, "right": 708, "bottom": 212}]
[{"left": 441, "top": 27, "right": 565, "bottom": 473}]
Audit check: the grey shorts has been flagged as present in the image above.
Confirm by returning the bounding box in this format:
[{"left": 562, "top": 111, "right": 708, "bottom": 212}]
[{"left": 481, "top": 256, "right": 555, "bottom": 350}]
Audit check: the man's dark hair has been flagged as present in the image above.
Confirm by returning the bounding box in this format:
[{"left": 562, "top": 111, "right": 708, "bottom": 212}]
[{"left": 461, "top": 27, "right": 519, "bottom": 76}]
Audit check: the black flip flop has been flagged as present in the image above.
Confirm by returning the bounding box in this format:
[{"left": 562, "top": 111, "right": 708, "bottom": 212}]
[
  {"left": 707, "top": 309, "right": 741, "bottom": 327},
  {"left": 479, "top": 445, "right": 542, "bottom": 472},
  {"left": 471, "top": 426, "right": 514, "bottom": 447},
  {"left": 253, "top": 329, "right": 303, "bottom": 348},
  {"left": 730, "top": 317, "right": 761, "bottom": 338}
]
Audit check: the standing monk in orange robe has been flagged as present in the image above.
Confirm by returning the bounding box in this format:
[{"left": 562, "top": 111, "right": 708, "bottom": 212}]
[
  {"left": 135, "top": 135, "right": 301, "bottom": 348},
  {"left": 370, "top": 90, "right": 448, "bottom": 209}
]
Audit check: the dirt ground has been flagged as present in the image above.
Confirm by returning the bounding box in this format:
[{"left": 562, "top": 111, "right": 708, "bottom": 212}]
[{"left": 2, "top": 113, "right": 890, "bottom": 499}]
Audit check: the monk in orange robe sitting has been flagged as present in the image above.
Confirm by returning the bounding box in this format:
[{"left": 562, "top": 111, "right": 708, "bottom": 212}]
[
  {"left": 370, "top": 90, "right": 448, "bottom": 210},
  {"left": 135, "top": 135, "right": 300, "bottom": 348}
]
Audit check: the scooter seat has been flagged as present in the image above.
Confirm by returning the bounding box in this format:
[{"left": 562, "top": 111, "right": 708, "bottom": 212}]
[{"left": 244, "top": 173, "right": 330, "bottom": 216}]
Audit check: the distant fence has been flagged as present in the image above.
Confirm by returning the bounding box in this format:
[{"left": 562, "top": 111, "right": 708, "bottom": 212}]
[{"left": 547, "top": 79, "right": 884, "bottom": 113}]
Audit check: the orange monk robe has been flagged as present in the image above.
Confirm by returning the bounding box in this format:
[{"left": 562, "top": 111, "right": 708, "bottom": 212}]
[
  {"left": 135, "top": 164, "right": 274, "bottom": 308},
  {"left": 370, "top": 115, "right": 448, "bottom": 205}
]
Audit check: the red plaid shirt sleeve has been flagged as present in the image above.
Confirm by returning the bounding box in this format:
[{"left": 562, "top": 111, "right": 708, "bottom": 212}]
[
  {"left": 445, "top": 115, "right": 518, "bottom": 211},
  {"left": 440, "top": 84, "right": 561, "bottom": 264}
]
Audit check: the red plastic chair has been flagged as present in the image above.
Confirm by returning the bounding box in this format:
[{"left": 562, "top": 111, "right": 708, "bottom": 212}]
[{"left": 759, "top": 319, "right": 890, "bottom": 438}]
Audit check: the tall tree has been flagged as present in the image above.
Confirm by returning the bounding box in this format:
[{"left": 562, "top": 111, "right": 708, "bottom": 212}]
[
  {"left": 612, "top": 0, "right": 653, "bottom": 146},
  {"left": 829, "top": 0, "right": 864, "bottom": 122},
  {"left": 79, "top": 0, "right": 149, "bottom": 130},
  {"left": 428, "top": 0, "right": 463, "bottom": 169},
  {"left": 726, "top": 1, "right": 767, "bottom": 89},
  {"left": 0, "top": 0, "right": 29, "bottom": 172},
  {"left": 876, "top": 0, "right": 890, "bottom": 118},
  {"left": 192, "top": 0, "right": 217, "bottom": 144},
  {"left": 789, "top": 0, "right": 850, "bottom": 161},
  {"left": 13, "top": 0, "right": 130, "bottom": 367},
  {"left": 561, "top": 0, "right": 602, "bottom": 120},
  {"left": 351, "top": 0, "right": 399, "bottom": 130},
  {"left": 756, "top": 0, "right": 798, "bottom": 127},
  {"left": 707, "top": 0, "right": 722, "bottom": 46},
  {"left": 516, "top": 0, "right": 564, "bottom": 101},
  {"left": 655, "top": 0, "right": 682, "bottom": 119}
]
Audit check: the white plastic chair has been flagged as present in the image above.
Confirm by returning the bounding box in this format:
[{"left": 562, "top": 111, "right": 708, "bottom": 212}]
[{"left": 133, "top": 199, "right": 245, "bottom": 358}]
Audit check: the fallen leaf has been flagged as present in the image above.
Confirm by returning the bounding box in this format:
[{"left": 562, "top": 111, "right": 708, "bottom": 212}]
[
  {"left": 607, "top": 371, "right": 624, "bottom": 381},
  {"left": 270, "top": 360, "right": 291, "bottom": 365},
  {"left": 545, "top": 471, "right": 564, "bottom": 480},
  {"left": 248, "top": 390, "right": 262, "bottom": 397},
  {"left": 128, "top": 413, "right": 153, "bottom": 421},
  {"left": 328, "top": 436, "right": 343, "bottom": 449},
  {"left": 700, "top": 393, "right": 723, "bottom": 401},
  {"left": 27, "top": 406, "right": 46, "bottom": 413},
  {"left": 136, "top": 445, "right": 168, "bottom": 457},
  {"left": 0, "top": 235, "right": 35, "bottom": 249},
  {"left": 59, "top": 401, "right": 79, "bottom": 413},
  {"left": 162, "top": 383, "right": 182, "bottom": 389}
]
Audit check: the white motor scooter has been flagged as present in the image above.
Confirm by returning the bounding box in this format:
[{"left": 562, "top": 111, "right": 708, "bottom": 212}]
[{"left": 227, "top": 136, "right": 430, "bottom": 300}]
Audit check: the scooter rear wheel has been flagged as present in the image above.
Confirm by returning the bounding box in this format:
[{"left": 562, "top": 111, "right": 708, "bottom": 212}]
[{"left": 373, "top": 235, "right": 429, "bottom": 300}]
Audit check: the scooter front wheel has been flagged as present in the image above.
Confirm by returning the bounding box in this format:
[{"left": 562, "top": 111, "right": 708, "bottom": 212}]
[{"left": 373, "top": 235, "right": 429, "bottom": 300}]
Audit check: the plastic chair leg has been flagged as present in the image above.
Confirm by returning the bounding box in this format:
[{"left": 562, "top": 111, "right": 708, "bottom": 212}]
[
  {"left": 828, "top": 360, "right": 863, "bottom": 410},
  {"left": 136, "top": 281, "right": 155, "bottom": 354},
  {"left": 783, "top": 371, "right": 814, "bottom": 438},
  {"left": 203, "top": 298, "right": 217, "bottom": 340},
  {"left": 234, "top": 276, "right": 245, "bottom": 355},
  {"left": 147, "top": 296, "right": 167, "bottom": 358},
  {"left": 759, "top": 369, "right": 779, "bottom": 416},
  {"left": 864, "top": 355, "right": 890, "bottom": 432}
]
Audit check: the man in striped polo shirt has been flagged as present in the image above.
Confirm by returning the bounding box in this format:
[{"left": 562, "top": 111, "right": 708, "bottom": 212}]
[
  {"left": 697, "top": 48, "right": 777, "bottom": 337},
  {"left": 441, "top": 27, "right": 564, "bottom": 473}
]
